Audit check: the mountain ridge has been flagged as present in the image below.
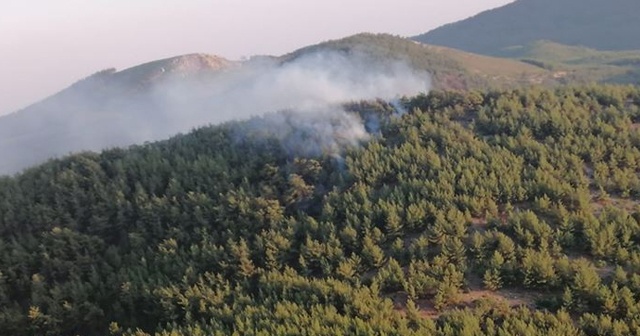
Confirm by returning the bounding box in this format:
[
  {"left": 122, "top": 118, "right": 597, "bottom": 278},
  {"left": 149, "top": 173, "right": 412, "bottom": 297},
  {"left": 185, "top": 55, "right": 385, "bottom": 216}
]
[
  {"left": 0, "top": 34, "right": 559, "bottom": 175},
  {"left": 281, "top": 33, "right": 557, "bottom": 90},
  {"left": 0, "top": 53, "right": 237, "bottom": 174}
]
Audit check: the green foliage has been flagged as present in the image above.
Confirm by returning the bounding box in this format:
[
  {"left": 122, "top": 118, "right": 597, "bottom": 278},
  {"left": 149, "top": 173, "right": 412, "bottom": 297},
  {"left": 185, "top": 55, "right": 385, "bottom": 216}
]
[{"left": 2, "top": 86, "right": 640, "bottom": 334}]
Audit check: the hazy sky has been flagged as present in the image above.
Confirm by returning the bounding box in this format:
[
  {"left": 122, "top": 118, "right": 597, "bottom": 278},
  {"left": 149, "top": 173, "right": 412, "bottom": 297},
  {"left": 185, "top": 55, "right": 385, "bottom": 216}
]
[{"left": 0, "top": 0, "right": 513, "bottom": 115}]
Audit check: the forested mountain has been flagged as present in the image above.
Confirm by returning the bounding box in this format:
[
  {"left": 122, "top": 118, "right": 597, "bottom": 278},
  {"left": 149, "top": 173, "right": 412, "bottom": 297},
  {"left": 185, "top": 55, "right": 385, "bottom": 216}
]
[
  {"left": 3, "top": 85, "right": 640, "bottom": 335},
  {"left": 415, "top": 0, "right": 640, "bottom": 56},
  {"left": 0, "top": 34, "right": 560, "bottom": 175}
]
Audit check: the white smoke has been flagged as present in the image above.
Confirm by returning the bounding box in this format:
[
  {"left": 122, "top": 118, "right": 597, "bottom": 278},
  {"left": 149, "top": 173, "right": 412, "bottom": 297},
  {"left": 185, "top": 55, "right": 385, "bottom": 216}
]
[
  {"left": 0, "top": 49, "right": 430, "bottom": 174},
  {"left": 154, "top": 50, "right": 429, "bottom": 129},
  {"left": 236, "top": 107, "right": 370, "bottom": 158},
  {"left": 153, "top": 50, "right": 429, "bottom": 158}
]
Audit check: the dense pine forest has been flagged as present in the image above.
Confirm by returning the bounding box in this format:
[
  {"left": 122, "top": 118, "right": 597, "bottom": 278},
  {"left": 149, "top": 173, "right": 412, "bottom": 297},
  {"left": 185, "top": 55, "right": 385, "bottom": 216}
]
[{"left": 3, "top": 85, "right": 640, "bottom": 335}]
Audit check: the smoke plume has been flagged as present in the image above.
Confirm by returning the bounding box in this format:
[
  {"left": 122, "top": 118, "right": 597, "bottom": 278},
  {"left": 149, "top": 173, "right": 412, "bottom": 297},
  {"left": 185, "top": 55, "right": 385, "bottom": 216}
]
[
  {"left": 235, "top": 107, "right": 370, "bottom": 158},
  {"left": 0, "top": 49, "right": 430, "bottom": 174},
  {"left": 156, "top": 51, "right": 429, "bottom": 159}
]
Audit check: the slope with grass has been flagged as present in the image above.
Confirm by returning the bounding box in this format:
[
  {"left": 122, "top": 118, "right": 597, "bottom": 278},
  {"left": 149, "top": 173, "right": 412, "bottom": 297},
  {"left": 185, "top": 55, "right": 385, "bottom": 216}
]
[
  {"left": 502, "top": 40, "right": 640, "bottom": 84},
  {"left": 284, "top": 33, "right": 558, "bottom": 90}
]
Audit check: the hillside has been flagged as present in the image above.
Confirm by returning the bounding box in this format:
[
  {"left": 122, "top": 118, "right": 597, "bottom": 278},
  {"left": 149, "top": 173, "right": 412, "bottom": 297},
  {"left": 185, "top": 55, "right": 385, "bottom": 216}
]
[
  {"left": 414, "top": 0, "right": 640, "bottom": 56},
  {"left": 501, "top": 40, "right": 640, "bottom": 65},
  {"left": 0, "top": 54, "right": 237, "bottom": 174},
  {"left": 500, "top": 40, "right": 640, "bottom": 84},
  {"left": 0, "top": 34, "right": 559, "bottom": 175},
  {"left": 2, "top": 86, "right": 640, "bottom": 335}
]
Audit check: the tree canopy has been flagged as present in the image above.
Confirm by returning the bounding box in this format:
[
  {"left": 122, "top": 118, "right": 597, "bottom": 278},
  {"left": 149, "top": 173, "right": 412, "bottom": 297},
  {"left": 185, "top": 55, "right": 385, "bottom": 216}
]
[{"left": 2, "top": 85, "right": 640, "bottom": 335}]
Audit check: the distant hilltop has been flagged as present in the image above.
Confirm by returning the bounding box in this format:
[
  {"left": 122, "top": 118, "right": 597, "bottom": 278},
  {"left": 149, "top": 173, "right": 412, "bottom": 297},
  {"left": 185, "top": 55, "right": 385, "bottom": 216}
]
[{"left": 414, "top": 0, "right": 640, "bottom": 56}]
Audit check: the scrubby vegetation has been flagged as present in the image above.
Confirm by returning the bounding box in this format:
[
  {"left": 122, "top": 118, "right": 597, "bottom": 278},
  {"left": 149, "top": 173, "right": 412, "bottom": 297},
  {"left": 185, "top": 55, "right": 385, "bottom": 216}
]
[{"left": 3, "top": 85, "right": 640, "bottom": 335}]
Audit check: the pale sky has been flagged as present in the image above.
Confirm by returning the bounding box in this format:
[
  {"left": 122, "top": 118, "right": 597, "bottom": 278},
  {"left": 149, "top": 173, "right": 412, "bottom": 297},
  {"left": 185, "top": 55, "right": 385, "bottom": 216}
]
[{"left": 0, "top": 0, "right": 513, "bottom": 115}]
